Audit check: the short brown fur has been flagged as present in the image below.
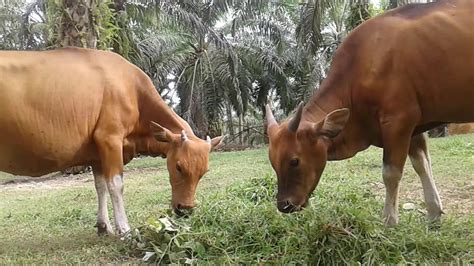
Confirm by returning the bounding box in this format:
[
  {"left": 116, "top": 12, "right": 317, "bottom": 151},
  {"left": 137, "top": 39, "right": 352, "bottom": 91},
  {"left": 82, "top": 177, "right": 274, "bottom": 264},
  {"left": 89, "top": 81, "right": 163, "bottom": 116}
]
[
  {"left": 266, "top": 0, "right": 473, "bottom": 225},
  {"left": 0, "top": 47, "right": 222, "bottom": 234}
]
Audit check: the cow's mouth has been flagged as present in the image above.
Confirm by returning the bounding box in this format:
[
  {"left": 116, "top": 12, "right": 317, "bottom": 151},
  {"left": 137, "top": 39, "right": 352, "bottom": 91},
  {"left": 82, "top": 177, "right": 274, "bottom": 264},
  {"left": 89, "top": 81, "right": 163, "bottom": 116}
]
[
  {"left": 173, "top": 203, "right": 194, "bottom": 217},
  {"left": 277, "top": 200, "right": 306, "bottom": 213}
]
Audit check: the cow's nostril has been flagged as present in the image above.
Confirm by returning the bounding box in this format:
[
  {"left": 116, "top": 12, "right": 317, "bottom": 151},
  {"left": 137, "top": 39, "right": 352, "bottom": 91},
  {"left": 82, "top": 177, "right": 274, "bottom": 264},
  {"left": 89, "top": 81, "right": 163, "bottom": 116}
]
[
  {"left": 277, "top": 200, "right": 297, "bottom": 213},
  {"left": 282, "top": 201, "right": 293, "bottom": 211},
  {"left": 174, "top": 204, "right": 194, "bottom": 217}
]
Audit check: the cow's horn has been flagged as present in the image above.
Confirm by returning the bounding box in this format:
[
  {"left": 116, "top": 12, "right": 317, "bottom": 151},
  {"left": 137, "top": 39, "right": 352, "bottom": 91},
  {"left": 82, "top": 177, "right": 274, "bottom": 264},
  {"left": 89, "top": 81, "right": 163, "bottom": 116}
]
[
  {"left": 288, "top": 102, "right": 304, "bottom": 132},
  {"left": 265, "top": 104, "right": 278, "bottom": 128},
  {"left": 181, "top": 130, "right": 188, "bottom": 142},
  {"left": 206, "top": 135, "right": 211, "bottom": 144}
]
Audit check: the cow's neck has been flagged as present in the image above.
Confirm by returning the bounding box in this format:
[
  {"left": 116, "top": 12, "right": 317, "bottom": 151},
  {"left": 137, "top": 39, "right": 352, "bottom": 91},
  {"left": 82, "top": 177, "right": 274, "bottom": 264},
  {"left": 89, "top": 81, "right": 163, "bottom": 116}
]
[
  {"left": 133, "top": 84, "right": 194, "bottom": 157},
  {"left": 139, "top": 88, "right": 191, "bottom": 134},
  {"left": 302, "top": 74, "right": 369, "bottom": 161},
  {"left": 304, "top": 87, "right": 346, "bottom": 122}
]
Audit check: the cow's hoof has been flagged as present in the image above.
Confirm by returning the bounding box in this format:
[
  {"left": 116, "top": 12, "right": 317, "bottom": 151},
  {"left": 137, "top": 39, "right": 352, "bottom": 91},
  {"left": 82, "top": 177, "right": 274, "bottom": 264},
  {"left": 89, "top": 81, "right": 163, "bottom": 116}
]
[
  {"left": 383, "top": 215, "right": 399, "bottom": 227},
  {"left": 95, "top": 222, "right": 114, "bottom": 236},
  {"left": 426, "top": 211, "right": 443, "bottom": 230},
  {"left": 118, "top": 229, "right": 132, "bottom": 241},
  {"left": 427, "top": 209, "right": 443, "bottom": 222}
]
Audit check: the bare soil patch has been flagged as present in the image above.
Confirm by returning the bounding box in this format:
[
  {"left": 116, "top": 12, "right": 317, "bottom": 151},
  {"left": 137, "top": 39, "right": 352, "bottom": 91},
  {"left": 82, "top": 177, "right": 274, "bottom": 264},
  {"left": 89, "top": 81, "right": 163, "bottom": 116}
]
[
  {"left": 0, "top": 172, "right": 92, "bottom": 191},
  {"left": 369, "top": 177, "right": 474, "bottom": 217},
  {"left": 0, "top": 167, "right": 164, "bottom": 191}
]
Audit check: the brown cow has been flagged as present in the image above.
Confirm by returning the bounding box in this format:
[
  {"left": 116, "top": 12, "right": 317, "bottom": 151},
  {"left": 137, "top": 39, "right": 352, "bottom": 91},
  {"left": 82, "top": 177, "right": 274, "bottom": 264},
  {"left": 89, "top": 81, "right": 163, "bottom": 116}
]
[
  {"left": 0, "top": 47, "right": 223, "bottom": 235},
  {"left": 266, "top": 0, "right": 474, "bottom": 226},
  {"left": 448, "top": 123, "right": 474, "bottom": 135}
]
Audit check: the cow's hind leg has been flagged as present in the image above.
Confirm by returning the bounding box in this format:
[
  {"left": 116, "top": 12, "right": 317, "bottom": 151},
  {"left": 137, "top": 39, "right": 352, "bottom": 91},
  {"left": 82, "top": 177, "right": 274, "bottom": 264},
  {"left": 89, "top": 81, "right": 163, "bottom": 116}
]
[
  {"left": 409, "top": 133, "right": 443, "bottom": 221},
  {"left": 92, "top": 165, "right": 114, "bottom": 235},
  {"left": 94, "top": 133, "right": 131, "bottom": 236}
]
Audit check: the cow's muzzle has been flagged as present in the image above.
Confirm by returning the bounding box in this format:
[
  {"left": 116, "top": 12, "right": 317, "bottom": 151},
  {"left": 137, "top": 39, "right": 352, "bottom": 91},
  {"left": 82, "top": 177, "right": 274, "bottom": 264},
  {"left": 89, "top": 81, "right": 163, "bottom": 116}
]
[
  {"left": 277, "top": 200, "right": 304, "bottom": 213},
  {"left": 173, "top": 203, "right": 195, "bottom": 217}
]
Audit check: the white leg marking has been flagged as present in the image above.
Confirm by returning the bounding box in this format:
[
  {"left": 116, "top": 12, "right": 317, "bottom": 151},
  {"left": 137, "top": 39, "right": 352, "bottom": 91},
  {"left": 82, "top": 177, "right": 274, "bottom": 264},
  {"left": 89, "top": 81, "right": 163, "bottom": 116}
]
[
  {"left": 94, "top": 174, "right": 114, "bottom": 235},
  {"left": 107, "top": 174, "right": 131, "bottom": 235},
  {"left": 409, "top": 150, "right": 443, "bottom": 221},
  {"left": 382, "top": 164, "right": 402, "bottom": 226}
]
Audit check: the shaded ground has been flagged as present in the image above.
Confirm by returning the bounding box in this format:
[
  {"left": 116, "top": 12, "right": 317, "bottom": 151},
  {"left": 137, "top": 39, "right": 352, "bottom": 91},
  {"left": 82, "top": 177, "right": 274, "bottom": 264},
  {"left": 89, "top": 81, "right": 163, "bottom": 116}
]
[
  {"left": 0, "top": 172, "right": 91, "bottom": 190},
  {"left": 0, "top": 167, "right": 164, "bottom": 191}
]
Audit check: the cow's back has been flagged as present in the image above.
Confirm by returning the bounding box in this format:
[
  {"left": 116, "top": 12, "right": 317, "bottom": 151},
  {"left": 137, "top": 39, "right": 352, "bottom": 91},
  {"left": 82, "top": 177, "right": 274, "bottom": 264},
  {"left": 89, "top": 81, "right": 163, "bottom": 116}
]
[
  {"left": 0, "top": 48, "right": 137, "bottom": 176},
  {"left": 340, "top": 0, "right": 474, "bottom": 125},
  {"left": 392, "top": 0, "right": 474, "bottom": 122}
]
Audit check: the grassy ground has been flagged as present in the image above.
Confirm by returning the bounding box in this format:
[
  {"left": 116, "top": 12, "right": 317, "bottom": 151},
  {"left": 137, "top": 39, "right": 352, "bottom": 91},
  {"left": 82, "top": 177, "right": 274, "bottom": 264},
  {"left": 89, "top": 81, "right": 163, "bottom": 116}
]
[{"left": 0, "top": 135, "right": 472, "bottom": 264}]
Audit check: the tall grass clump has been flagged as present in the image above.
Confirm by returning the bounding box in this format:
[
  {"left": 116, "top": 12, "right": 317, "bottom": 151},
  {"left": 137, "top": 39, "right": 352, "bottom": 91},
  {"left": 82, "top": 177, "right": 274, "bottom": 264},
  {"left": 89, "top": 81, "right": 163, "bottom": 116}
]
[{"left": 128, "top": 173, "right": 473, "bottom": 264}]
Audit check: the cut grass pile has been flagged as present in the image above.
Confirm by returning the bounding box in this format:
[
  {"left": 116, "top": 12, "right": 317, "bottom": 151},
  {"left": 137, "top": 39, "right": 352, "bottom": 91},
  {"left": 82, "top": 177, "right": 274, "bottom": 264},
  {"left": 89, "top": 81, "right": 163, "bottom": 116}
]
[
  {"left": 128, "top": 173, "right": 473, "bottom": 264},
  {"left": 0, "top": 134, "right": 473, "bottom": 264}
]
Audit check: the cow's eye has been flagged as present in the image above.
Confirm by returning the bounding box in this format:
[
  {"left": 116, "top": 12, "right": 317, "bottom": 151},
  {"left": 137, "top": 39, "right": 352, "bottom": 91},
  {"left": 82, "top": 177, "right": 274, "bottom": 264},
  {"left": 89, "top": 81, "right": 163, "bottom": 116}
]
[
  {"left": 176, "top": 164, "right": 182, "bottom": 172},
  {"left": 290, "top": 158, "right": 299, "bottom": 167}
]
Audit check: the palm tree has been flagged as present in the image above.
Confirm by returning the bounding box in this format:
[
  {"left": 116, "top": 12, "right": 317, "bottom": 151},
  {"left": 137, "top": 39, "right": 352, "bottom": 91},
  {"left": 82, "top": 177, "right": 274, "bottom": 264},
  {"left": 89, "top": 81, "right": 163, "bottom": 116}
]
[
  {"left": 389, "top": 0, "right": 398, "bottom": 8},
  {"left": 389, "top": 0, "right": 437, "bottom": 9},
  {"left": 47, "top": 0, "right": 116, "bottom": 49},
  {"left": 120, "top": 0, "right": 297, "bottom": 140},
  {"left": 0, "top": 0, "right": 25, "bottom": 49},
  {"left": 50, "top": 0, "right": 97, "bottom": 48},
  {"left": 0, "top": 0, "right": 48, "bottom": 50},
  {"left": 347, "top": 0, "right": 371, "bottom": 31}
]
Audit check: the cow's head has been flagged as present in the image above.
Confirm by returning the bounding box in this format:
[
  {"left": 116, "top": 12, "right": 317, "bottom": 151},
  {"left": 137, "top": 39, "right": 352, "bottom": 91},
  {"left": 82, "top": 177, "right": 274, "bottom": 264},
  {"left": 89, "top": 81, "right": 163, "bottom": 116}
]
[
  {"left": 265, "top": 103, "right": 349, "bottom": 213},
  {"left": 150, "top": 122, "right": 223, "bottom": 216}
]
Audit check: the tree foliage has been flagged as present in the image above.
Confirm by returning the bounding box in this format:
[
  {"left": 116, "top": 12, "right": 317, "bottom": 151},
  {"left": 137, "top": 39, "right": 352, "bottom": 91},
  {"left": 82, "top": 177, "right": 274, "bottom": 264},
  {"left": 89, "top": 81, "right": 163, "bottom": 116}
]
[{"left": 0, "top": 0, "right": 431, "bottom": 144}]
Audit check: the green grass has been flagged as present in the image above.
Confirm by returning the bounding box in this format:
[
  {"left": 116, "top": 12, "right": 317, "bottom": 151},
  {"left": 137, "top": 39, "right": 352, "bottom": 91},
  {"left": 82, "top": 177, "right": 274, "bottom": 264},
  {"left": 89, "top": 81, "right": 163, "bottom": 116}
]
[
  {"left": 0, "top": 135, "right": 473, "bottom": 264},
  {"left": 0, "top": 171, "right": 13, "bottom": 182}
]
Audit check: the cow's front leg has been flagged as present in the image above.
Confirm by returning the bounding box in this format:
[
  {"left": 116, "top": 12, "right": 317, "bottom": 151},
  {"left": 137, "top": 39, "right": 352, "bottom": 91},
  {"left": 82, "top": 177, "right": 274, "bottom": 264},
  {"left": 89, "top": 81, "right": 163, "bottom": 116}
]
[
  {"left": 92, "top": 165, "right": 114, "bottom": 235},
  {"left": 382, "top": 163, "right": 404, "bottom": 226},
  {"left": 381, "top": 119, "right": 415, "bottom": 226},
  {"left": 95, "top": 134, "right": 131, "bottom": 236},
  {"left": 409, "top": 134, "right": 443, "bottom": 221},
  {"left": 107, "top": 173, "right": 130, "bottom": 235}
]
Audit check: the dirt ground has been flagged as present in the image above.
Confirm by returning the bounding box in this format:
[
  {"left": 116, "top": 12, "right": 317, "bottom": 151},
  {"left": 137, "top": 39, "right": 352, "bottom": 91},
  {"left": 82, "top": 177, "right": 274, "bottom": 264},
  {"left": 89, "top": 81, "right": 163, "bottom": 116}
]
[
  {"left": 368, "top": 175, "right": 474, "bottom": 217},
  {"left": 0, "top": 172, "right": 92, "bottom": 190},
  {"left": 0, "top": 167, "right": 162, "bottom": 191}
]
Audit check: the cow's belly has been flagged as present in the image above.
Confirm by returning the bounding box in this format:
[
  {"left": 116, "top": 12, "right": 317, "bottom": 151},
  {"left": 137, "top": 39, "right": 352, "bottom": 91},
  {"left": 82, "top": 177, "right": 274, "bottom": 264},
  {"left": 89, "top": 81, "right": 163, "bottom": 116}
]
[
  {"left": 0, "top": 138, "right": 99, "bottom": 177},
  {"left": 0, "top": 108, "right": 100, "bottom": 176},
  {"left": 419, "top": 86, "right": 474, "bottom": 124},
  {"left": 0, "top": 144, "right": 62, "bottom": 176}
]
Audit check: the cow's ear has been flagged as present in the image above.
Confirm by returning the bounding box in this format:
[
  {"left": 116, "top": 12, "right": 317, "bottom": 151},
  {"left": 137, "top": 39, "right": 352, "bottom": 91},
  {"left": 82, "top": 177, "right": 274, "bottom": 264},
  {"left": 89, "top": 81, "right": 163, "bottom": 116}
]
[
  {"left": 150, "top": 121, "right": 175, "bottom": 143},
  {"left": 314, "top": 108, "right": 350, "bottom": 138},
  {"left": 207, "top": 135, "right": 225, "bottom": 151}
]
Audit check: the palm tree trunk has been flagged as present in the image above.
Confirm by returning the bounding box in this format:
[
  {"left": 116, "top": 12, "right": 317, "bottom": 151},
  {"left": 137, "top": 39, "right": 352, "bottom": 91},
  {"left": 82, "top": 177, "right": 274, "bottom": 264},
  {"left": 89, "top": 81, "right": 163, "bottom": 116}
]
[
  {"left": 225, "top": 98, "right": 234, "bottom": 139},
  {"left": 238, "top": 114, "right": 243, "bottom": 144},
  {"left": 347, "top": 0, "right": 371, "bottom": 31},
  {"left": 58, "top": 0, "right": 99, "bottom": 48},
  {"left": 112, "top": 0, "right": 127, "bottom": 55},
  {"left": 389, "top": 0, "right": 398, "bottom": 9},
  {"left": 262, "top": 105, "right": 269, "bottom": 144}
]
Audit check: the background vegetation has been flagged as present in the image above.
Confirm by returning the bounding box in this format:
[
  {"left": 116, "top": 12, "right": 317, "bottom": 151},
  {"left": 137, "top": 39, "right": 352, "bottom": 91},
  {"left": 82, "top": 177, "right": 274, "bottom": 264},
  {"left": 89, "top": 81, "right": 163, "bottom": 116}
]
[{"left": 1, "top": 0, "right": 438, "bottom": 144}]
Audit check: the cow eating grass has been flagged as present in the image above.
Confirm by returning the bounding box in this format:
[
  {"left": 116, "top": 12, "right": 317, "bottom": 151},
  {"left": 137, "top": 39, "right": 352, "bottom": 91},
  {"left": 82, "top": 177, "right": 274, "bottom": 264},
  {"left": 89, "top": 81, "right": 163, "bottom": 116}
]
[
  {"left": 266, "top": 0, "right": 474, "bottom": 226},
  {"left": 0, "top": 47, "right": 223, "bottom": 235}
]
